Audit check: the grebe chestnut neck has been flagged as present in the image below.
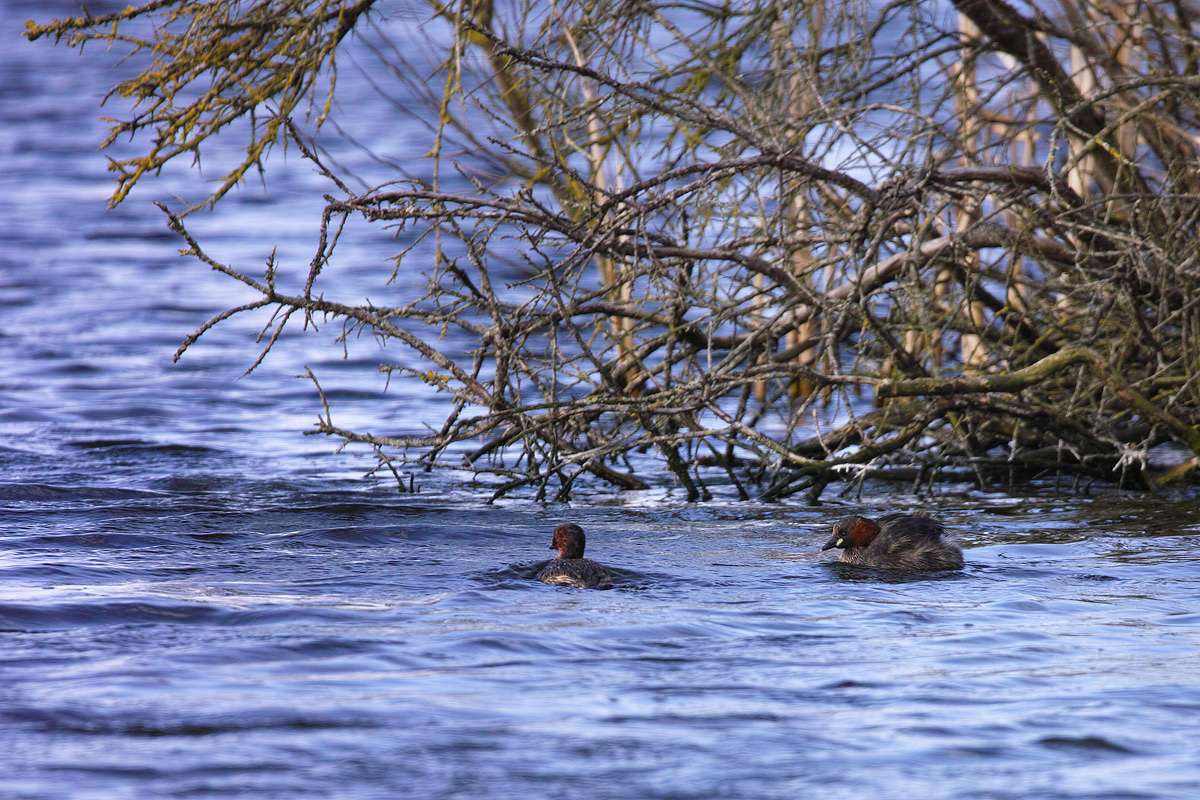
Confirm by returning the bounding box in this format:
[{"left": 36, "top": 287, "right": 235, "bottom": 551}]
[{"left": 821, "top": 513, "right": 963, "bottom": 570}]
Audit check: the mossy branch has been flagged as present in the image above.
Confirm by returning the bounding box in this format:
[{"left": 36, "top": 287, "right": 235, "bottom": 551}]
[
  {"left": 881, "top": 346, "right": 1200, "bottom": 455},
  {"left": 27, "top": 0, "right": 376, "bottom": 211}
]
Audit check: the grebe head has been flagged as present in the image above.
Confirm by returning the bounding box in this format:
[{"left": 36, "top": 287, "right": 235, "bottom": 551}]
[
  {"left": 550, "top": 523, "right": 586, "bottom": 559},
  {"left": 821, "top": 515, "right": 881, "bottom": 552}
]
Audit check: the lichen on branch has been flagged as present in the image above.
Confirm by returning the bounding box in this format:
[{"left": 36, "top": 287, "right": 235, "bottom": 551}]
[{"left": 26, "top": 0, "right": 376, "bottom": 212}]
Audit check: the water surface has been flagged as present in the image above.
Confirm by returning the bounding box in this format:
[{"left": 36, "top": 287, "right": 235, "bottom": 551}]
[{"left": 3, "top": 4, "right": 1200, "bottom": 798}]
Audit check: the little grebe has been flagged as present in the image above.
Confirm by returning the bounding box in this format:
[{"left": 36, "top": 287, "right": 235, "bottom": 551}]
[
  {"left": 536, "top": 523, "right": 613, "bottom": 589},
  {"left": 820, "top": 513, "right": 963, "bottom": 570}
]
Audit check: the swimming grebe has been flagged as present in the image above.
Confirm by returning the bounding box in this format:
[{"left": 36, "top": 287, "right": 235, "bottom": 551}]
[
  {"left": 820, "top": 513, "right": 963, "bottom": 570},
  {"left": 536, "top": 523, "right": 612, "bottom": 589}
]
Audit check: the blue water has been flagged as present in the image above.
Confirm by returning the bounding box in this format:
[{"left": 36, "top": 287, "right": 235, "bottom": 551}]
[{"left": 3, "top": 3, "right": 1200, "bottom": 798}]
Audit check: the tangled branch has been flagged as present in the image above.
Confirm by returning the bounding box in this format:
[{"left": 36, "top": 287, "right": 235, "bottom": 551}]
[{"left": 35, "top": 0, "right": 1200, "bottom": 500}]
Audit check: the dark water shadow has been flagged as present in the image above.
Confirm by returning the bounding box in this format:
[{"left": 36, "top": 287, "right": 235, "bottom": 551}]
[
  {"left": 823, "top": 562, "right": 973, "bottom": 583},
  {"left": 476, "top": 561, "right": 659, "bottom": 591}
]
